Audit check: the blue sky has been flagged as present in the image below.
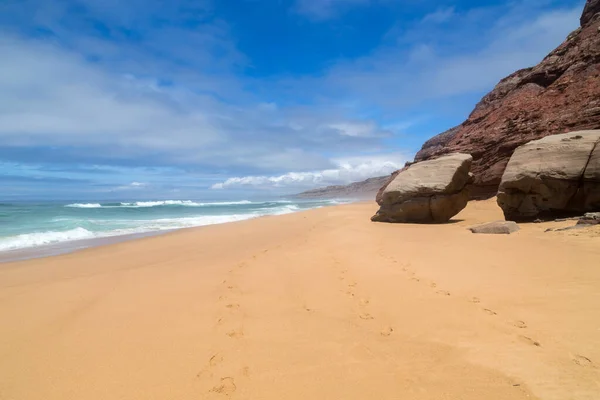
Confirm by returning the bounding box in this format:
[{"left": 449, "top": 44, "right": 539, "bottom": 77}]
[{"left": 0, "top": 0, "right": 584, "bottom": 199}]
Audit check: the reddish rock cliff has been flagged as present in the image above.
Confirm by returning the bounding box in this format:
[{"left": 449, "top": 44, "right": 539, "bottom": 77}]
[{"left": 379, "top": 0, "right": 600, "bottom": 202}]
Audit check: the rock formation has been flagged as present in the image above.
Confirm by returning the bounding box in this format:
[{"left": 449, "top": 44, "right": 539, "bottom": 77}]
[
  {"left": 546, "top": 212, "right": 600, "bottom": 231},
  {"left": 497, "top": 130, "right": 600, "bottom": 221},
  {"left": 577, "top": 212, "right": 600, "bottom": 226},
  {"left": 582, "top": 0, "right": 600, "bottom": 26},
  {"left": 380, "top": 0, "right": 600, "bottom": 198},
  {"left": 372, "top": 154, "right": 472, "bottom": 223}
]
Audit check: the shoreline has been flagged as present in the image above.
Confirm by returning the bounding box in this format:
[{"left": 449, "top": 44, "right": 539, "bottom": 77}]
[
  {"left": 0, "top": 230, "right": 172, "bottom": 263},
  {"left": 0, "top": 201, "right": 347, "bottom": 264},
  {"left": 1, "top": 199, "right": 599, "bottom": 399}
]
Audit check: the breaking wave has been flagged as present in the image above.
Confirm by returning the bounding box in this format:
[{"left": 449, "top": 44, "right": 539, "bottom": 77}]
[
  {"left": 2, "top": 198, "right": 352, "bottom": 253},
  {"left": 65, "top": 200, "right": 255, "bottom": 208},
  {"left": 65, "top": 203, "right": 103, "bottom": 208},
  {"left": 0, "top": 214, "right": 259, "bottom": 251}
]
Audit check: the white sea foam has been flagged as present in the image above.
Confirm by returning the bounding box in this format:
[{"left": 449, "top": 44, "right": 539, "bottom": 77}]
[
  {"left": 202, "top": 200, "right": 254, "bottom": 206},
  {"left": 65, "top": 203, "right": 103, "bottom": 208},
  {"left": 65, "top": 200, "right": 256, "bottom": 208},
  {"left": 120, "top": 200, "right": 257, "bottom": 207},
  {"left": 271, "top": 204, "right": 301, "bottom": 215},
  {"left": 0, "top": 227, "right": 97, "bottom": 251},
  {"left": 2, "top": 200, "right": 321, "bottom": 252},
  {"left": 0, "top": 213, "right": 261, "bottom": 251},
  {"left": 120, "top": 200, "right": 198, "bottom": 207},
  {"left": 325, "top": 199, "right": 354, "bottom": 205}
]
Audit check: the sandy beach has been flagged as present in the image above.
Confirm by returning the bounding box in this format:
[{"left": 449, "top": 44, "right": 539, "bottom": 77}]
[{"left": 1, "top": 199, "right": 599, "bottom": 400}]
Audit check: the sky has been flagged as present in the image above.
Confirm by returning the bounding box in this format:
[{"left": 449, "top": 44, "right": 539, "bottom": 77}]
[{"left": 0, "top": 0, "right": 585, "bottom": 200}]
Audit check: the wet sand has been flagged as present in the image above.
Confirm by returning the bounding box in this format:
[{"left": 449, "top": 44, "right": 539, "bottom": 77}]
[{"left": 1, "top": 199, "right": 599, "bottom": 399}]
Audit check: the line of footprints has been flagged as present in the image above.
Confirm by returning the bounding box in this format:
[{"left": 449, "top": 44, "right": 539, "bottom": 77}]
[
  {"left": 386, "top": 256, "right": 594, "bottom": 368},
  {"left": 334, "top": 257, "right": 395, "bottom": 337},
  {"left": 196, "top": 248, "right": 594, "bottom": 397},
  {"left": 196, "top": 257, "right": 257, "bottom": 397}
]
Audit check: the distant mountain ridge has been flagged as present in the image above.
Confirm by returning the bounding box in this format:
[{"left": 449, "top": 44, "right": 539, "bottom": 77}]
[{"left": 291, "top": 176, "right": 389, "bottom": 200}]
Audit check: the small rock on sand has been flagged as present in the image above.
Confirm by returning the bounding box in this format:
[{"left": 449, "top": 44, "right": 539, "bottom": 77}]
[{"left": 469, "top": 221, "right": 520, "bottom": 234}]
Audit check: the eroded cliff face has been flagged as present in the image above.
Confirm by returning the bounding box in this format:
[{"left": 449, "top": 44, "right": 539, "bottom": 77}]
[{"left": 402, "top": 0, "right": 600, "bottom": 199}]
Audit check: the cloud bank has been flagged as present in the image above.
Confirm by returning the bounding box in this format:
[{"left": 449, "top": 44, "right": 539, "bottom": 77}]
[{"left": 212, "top": 153, "right": 407, "bottom": 190}]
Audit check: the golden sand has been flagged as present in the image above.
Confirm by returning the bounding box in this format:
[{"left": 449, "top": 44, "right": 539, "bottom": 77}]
[{"left": 1, "top": 199, "right": 599, "bottom": 399}]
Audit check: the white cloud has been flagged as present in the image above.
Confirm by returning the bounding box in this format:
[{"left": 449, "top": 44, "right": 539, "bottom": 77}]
[
  {"left": 0, "top": 34, "right": 390, "bottom": 171},
  {"left": 112, "top": 181, "right": 149, "bottom": 191},
  {"left": 289, "top": 3, "right": 581, "bottom": 108},
  {"left": 422, "top": 7, "right": 456, "bottom": 24},
  {"left": 212, "top": 153, "right": 407, "bottom": 190},
  {"left": 0, "top": 36, "right": 218, "bottom": 150},
  {"left": 293, "top": 0, "right": 370, "bottom": 20},
  {"left": 326, "top": 121, "right": 387, "bottom": 137}
]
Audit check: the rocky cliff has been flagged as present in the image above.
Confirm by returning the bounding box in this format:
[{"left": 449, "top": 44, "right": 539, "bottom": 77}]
[{"left": 384, "top": 0, "right": 600, "bottom": 200}]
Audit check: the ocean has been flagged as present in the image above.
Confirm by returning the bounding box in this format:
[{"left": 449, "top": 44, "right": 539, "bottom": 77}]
[{"left": 0, "top": 198, "right": 350, "bottom": 259}]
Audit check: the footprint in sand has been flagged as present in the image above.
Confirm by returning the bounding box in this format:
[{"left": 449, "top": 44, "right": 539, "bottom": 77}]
[
  {"left": 359, "top": 298, "right": 370, "bottom": 306},
  {"left": 225, "top": 303, "right": 240, "bottom": 310},
  {"left": 471, "top": 297, "right": 481, "bottom": 304},
  {"left": 572, "top": 355, "right": 593, "bottom": 367},
  {"left": 436, "top": 290, "right": 451, "bottom": 296},
  {"left": 197, "top": 353, "right": 224, "bottom": 379},
  {"left": 430, "top": 282, "right": 437, "bottom": 288},
  {"left": 210, "top": 377, "right": 237, "bottom": 395},
  {"left": 380, "top": 326, "right": 394, "bottom": 337},
  {"left": 359, "top": 312, "right": 374, "bottom": 320},
  {"left": 226, "top": 328, "right": 244, "bottom": 339},
  {"left": 513, "top": 320, "right": 527, "bottom": 329},
  {"left": 209, "top": 353, "right": 224, "bottom": 367},
  {"left": 519, "top": 335, "right": 541, "bottom": 347},
  {"left": 483, "top": 308, "right": 497, "bottom": 316}
]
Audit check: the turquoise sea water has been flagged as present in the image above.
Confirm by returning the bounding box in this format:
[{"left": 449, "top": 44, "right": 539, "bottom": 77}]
[{"left": 0, "top": 199, "right": 350, "bottom": 253}]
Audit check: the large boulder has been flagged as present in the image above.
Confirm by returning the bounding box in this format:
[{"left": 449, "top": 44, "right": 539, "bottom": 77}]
[
  {"left": 497, "top": 130, "right": 600, "bottom": 220},
  {"left": 372, "top": 154, "right": 473, "bottom": 223}
]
